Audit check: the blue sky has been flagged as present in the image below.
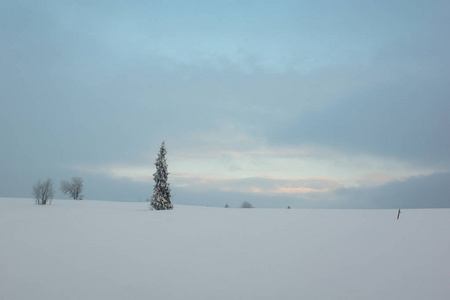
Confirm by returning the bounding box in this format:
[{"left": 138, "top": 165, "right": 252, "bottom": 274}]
[{"left": 1, "top": 0, "right": 449, "bottom": 208}]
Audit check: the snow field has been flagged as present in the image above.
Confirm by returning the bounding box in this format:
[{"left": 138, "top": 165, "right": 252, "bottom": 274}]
[{"left": 1, "top": 198, "right": 449, "bottom": 300}]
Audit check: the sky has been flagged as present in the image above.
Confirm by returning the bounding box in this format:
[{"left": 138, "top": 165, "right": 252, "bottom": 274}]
[{"left": 1, "top": 0, "right": 449, "bottom": 208}]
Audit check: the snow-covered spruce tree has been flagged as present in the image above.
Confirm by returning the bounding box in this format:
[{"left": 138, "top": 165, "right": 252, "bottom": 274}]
[{"left": 151, "top": 142, "right": 173, "bottom": 210}]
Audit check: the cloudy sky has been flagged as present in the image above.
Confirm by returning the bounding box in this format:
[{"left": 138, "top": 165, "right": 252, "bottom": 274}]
[{"left": 1, "top": 0, "right": 449, "bottom": 208}]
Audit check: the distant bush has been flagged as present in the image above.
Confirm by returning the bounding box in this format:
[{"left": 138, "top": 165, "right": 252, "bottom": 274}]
[
  {"left": 32, "top": 179, "right": 54, "bottom": 205},
  {"left": 241, "top": 201, "right": 253, "bottom": 208},
  {"left": 224, "top": 204, "right": 229, "bottom": 208},
  {"left": 61, "top": 177, "right": 84, "bottom": 200}
]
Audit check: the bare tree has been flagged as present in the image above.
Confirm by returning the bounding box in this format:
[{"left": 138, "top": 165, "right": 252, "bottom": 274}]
[
  {"left": 61, "top": 177, "right": 84, "bottom": 200},
  {"left": 32, "top": 179, "right": 55, "bottom": 205},
  {"left": 241, "top": 201, "right": 254, "bottom": 208}
]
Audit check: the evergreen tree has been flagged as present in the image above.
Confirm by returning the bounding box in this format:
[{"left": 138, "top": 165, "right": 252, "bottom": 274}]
[{"left": 151, "top": 142, "right": 173, "bottom": 210}]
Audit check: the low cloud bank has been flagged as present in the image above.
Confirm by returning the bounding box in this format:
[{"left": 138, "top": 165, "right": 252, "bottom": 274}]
[
  {"left": 175, "top": 172, "right": 450, "bottom": 209},
  {"left": 334, "top": 172, "right": 450, "bottom": 209}
]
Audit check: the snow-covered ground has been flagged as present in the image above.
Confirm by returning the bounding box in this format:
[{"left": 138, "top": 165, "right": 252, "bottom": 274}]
[{"left": 1, "top": 198, "right": 449, "bottom": 300}]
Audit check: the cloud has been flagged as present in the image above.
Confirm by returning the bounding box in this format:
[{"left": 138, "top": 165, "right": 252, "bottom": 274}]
[
  {"left": 70, "top": 130, "right": 437, "bottom": 203},
  {"left": 269, "top": 33, "right": 450, "bottom": 169},
  {"left": 175, "top": 172, "right": 450, "bottom": 209},
  {"left": 335, "top": 172, "right": 450, "bottom": 209},
  {"left": 171, "top": 175, "right": 340, "bottom": 197}
]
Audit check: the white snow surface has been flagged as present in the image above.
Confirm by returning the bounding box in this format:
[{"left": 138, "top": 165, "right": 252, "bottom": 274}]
[{"left": 1, "top": 198, "right": 449, "bottom": 300}]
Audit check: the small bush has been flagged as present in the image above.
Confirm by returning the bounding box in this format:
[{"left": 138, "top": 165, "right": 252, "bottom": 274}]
[{"left": 241, "top": 201, "right": 253, "bottom": 208}]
